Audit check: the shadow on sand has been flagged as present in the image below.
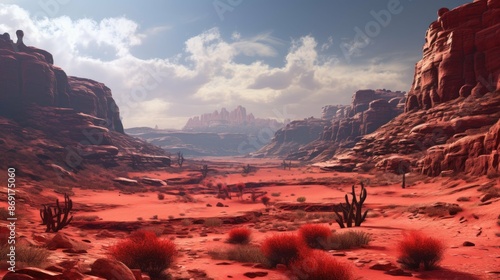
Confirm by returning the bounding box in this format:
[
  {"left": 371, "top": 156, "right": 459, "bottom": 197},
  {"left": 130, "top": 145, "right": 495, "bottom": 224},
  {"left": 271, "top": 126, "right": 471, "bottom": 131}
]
[{"left": 415, "top": 268, "right": 484, "bottom": 280}]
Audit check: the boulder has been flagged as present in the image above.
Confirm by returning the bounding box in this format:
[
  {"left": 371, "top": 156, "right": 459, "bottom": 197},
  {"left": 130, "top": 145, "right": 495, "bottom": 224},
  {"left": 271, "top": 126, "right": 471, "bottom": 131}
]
[{"left": 90, "top": 258, "right": 136, "bottom": 280}]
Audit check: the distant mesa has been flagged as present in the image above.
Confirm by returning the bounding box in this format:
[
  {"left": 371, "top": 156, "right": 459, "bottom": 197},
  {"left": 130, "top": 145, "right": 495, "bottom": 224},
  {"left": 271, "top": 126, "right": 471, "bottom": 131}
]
[
  {"left": 128, "top": 106, "right": 286, "bottom": 157},
  {"left": 183, "top": 105, "right": 284, "bottom": 133}
]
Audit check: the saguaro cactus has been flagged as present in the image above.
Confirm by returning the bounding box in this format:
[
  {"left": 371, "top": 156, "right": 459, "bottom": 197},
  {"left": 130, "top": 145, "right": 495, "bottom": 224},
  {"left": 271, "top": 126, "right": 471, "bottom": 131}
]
[
  {"left": 40, "top": 193, "right": 73, "bottom": 232},
  {"left": 334, "top": 183, "right": 368, "bottom": 228}
]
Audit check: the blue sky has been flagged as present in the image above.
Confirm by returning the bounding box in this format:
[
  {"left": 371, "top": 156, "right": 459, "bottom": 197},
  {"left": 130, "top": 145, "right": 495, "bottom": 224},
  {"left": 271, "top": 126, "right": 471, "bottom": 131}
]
[{"left": 0, "top": 0, "right": 471, "bottom": 128}]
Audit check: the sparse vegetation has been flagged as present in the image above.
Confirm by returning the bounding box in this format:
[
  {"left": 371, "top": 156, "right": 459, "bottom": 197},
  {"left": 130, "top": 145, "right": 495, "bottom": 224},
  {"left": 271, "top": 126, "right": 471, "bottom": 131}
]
[
  {"left": 334, "top": 183, "right": 368, "bottom": 228},
  {"left": 295, "top": 210, "right": 307, "bottom": 220},
  {"left": 288, "top": 250, "right": 353, "bottom": 280},
  {"left": 260, "top": 234, "right": 308, "bottom": 267},
  {"left": 397, "top": 230, "right": 444, "bottom": 271},
  {"left": 327, "top": 230, "right": 371, "bottom": 250},
  {"left": 296, "top": 196, "right": 306, "bottom": 203},
  {"left": 181, "top": 219, "right": 192, "bottom": 226},
  {"left": 271, "top": 192, "right": 281, "bottom": 197},
  {"left": 157, "top": 193, "right": 165, "bottom": 200},
  {"left": 227, "top": 227, "right": 252, "bottom": 244},
  {"left": 39, "top": 193, "right": 73, "bottom": 232},
  {"left": 109, "top": 230, "right": 177, "bottom": 279},
  {"left": 298, "top": 224, "right": 332, "bottom": 249},
  {"left": 209, "top": 245, "right": 270, "bottom": 267},
  {"left": 0, "top": 244, "right": 50, "bottom": 268},
  {"left": 204, "top": 218, "right": 223, "bottom": 227},
  {"left": 73, "top": 215, "right": 100, "bottom": 222}
]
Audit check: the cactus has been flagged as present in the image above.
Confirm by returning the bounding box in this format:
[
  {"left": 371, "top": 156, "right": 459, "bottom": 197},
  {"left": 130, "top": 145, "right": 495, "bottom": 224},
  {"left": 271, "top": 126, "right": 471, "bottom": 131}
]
[
  {"left": 177, "top": 151, "right": 184, "bottom": 167},
  {"left": 200, "top": 164, "right": 209, "bottom": 178},
  {"left": 334, "top": 183, "right": 368, "bottom": 228},
  {"left": 40, "top": 193, "right": 73, "bottom": 232}
]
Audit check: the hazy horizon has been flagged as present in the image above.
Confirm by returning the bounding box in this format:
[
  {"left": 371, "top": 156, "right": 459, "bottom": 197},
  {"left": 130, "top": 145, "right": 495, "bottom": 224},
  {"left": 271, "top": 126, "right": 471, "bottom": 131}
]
[{"left": 0, "top": 0, "right": 470, "bottom": 129}]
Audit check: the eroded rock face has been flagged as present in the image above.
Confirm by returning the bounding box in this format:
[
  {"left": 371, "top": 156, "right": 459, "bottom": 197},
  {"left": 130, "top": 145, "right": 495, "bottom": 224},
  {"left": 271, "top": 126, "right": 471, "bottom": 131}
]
[
  {"left": 256, "top": 89, "right": 405, "bottom": 160},
  {"left": 331, "top": 1, "right": 500, "bottom": 176},
  {"left": 405, "top": 0, "right": 500, "bottom": 111},
  {"left": 0, "top": 30, "right": 123, "bottom": 133}
]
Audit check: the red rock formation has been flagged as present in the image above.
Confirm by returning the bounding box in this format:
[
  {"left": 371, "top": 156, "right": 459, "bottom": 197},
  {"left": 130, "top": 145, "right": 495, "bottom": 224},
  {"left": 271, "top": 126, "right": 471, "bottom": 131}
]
[
  {"left": 183, "top": 105, "right": 282, "bottom": 133},
  {"left": 0, "top": 30, "right": 123, "bottom": 133},
  {"left": 405, "top": 0, "right": 500, "bottom": 111},
  {"left": 329, "top": 1, "right": 500, "bottom": 176},
  {"left": 256, "top": 89, "right": 405, "bottom": 160}
]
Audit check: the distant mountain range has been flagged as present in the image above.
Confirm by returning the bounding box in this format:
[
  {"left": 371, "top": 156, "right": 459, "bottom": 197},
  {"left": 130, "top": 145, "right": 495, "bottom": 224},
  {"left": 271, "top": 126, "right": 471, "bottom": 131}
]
[{"left": 126, "top": 106, "right": 286, "bottom": 156}]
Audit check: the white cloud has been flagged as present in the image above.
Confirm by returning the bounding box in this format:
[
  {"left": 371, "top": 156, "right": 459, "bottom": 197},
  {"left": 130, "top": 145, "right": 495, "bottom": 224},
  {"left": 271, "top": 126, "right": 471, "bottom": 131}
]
[{"left": 0, "top": 4, "right": 412, "bottom": 129}]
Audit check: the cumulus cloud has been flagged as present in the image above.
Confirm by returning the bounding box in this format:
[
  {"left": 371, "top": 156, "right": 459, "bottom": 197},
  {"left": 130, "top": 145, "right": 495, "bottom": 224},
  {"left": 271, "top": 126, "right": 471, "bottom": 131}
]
[{"left": 0, "top": 4, "right": 413, "bottom": 129}]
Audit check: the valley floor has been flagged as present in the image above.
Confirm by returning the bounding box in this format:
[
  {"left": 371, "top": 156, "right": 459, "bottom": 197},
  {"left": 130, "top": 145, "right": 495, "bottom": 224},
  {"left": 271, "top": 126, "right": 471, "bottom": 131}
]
[{"left": 1, "top": 158, "right": 499, "bottom": 279}]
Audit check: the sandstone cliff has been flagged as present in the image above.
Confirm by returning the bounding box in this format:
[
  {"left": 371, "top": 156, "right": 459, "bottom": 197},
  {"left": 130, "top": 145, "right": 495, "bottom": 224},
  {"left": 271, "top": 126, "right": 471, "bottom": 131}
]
[
  {"left": 0, "top": 30, "right": 123, "bottom": 133},
  {"left": 255, "top": 89, "right": 405, "bottom": 160},
  {"left": 0, "top": 30, "right": 167, "bottom": 187},
  {"left": 324, "top": 0, "right": 500, "bottom": 177}
]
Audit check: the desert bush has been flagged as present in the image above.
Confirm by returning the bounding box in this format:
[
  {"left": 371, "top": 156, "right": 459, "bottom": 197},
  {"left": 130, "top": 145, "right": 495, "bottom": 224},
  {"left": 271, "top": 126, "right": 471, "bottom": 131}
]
[
  {"left": 298, "top": 224, "right": 332, "bottom": 249},
  {"left": 109, "top": 230, "right": 177, "bottom": 279},
  {"left": 397, "top": 230, "right": 444, "bottom": 270},
  {"left": 261, "top": 196, "right": 270, "bottom": 206},
  {"left": 73, "top": 215, "right": 100, "bottom": 222},
  {"left": 157, "top": 193, "right": 165, "bottom": 200},
  {"left": 288, "top": 250, "right": 353, "bottom": 280},
  {"left": 271, "top": 192, "right": 281, "bottom": 197},
  {"left": 296, "top": 197, "right": 306, "bottom": 203},
  {"left": 204, "top": 218, "right": 223, "bottom": 227},
  {"left": 209, "top": 245, "right": 270, "bottom": 267},
  {"left": 227, "top": 227, "right": 252, "bottom": 244},
  {"left": 260, "top": 234, "right": 308, "bottom": 267},
  {"left": 295, "top": 210, "right": 307, "bottom": 220},
  {"left": 181, "top": 219, "right": 192, "bottom": 226},
  {"left": 327, "top": 230, "right": 371, "bottom": 250},
  {"left": 0, "top": 244, "right": 50, "bottom": 268}
]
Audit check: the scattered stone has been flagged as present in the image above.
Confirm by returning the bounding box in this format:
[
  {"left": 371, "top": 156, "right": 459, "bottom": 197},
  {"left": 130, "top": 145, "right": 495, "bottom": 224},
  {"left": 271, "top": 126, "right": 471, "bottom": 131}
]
[
  {"left": 243, "top": 271, "right": 268, "bottom": 278},
  {"left": 6, "top": 268, "right": 60, "bottom": 279},
  {"left": 463, "top": 241, "right": 475, "bottom": 247},
  {"left": 90, "top": 258, "right": 136, "bottom": 280},
  {"left": 216, "top": 202, "right": 224, "bottom": 207},
  {"left": 62, "top": 248, "right": 88, "bottom": 254},
  {"left": 96, "top": 230, "right": 116, "bottom": 238},
  {"left": 206, "top": 204, "right": 212, "bottom": 207},
  {"left": 113, "top": 177, "right": 139, "bottom": 186},
  {"left": 216, "top": 262, "right": 232, "bottom": 265},
  {"left": 141, "top": 177, "right": 166, "bottom": 186},
  {"left": 385, "top": 268, "right": 413, "bottom": 277},
  {"left": 456, "top": 196, "right": 470, "bottom": 202},
  {"left": 47, "top": 233, "right": 90, "bottom": 250},
  {"left": 369, "top": 261, "right": 398, "bottom": 271},
  {"left": 2, "top": 273, "right": 36, "bottom": 280},
  {"left": 252, "top": 264, "right": 266, "bottom": 269}
]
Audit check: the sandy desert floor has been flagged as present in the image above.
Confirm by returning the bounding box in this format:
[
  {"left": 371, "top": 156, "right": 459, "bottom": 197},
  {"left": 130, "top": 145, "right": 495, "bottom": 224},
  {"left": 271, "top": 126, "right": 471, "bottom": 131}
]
[{"left": 1, "top": 157, "right": 499, "bottom": 279}]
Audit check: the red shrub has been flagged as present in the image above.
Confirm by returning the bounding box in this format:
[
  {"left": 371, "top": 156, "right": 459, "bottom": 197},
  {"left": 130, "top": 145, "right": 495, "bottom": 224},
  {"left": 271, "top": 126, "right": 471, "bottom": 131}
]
[
  {"left": 298, "top": 224, "right": 332, "bottom": 249},
  {"left": 261, "top": 234, "right": 309, "bottom": 267},
  {"left": 288, "top": 250, "right": 353, "bottom": 280},
  {"left": 227, "top": 227, "right": 252, "bottom": 244},
  {"left": 109, "top": 230, "right": 177, "bottom": 278},
  {"left": 397, "top": 230, "right": 445, "bottom": 270}
]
